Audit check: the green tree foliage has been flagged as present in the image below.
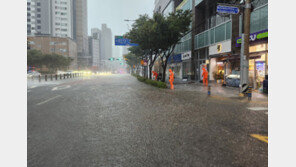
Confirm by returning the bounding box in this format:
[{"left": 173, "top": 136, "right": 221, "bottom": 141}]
[
  {"left": 27, "top": 49, "right": 73, "bottom": 73},
  {"left": 126, "top": 10, "right": 191, "bottom": 81}
]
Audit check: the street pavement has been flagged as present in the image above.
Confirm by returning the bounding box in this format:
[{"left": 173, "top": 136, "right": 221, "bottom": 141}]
[{"left": 28, "top": 74, "right": 268, "bottom": 167}]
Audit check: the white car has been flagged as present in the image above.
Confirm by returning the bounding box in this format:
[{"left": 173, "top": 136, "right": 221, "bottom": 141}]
[{"left": 27, "top": 71, "right": 41, "bottom": 78}]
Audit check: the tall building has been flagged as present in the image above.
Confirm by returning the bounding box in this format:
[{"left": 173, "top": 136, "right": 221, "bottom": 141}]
[
  {"left": 27, "top": 0, "right": 51, "bottom": 36},
  {"left": 88, "top": 28, "right": 101, "bottom": 70},
  {"left": 27, "top": 0, "right": 73, "bottom": 38},
  {"left": 74, "top": 0, "right": 90, "bottom": 69},
  {"left": 100, "top": 24, "right": 112, "bottom": 61},
  {"left": 51, "top": 0, "right": 74, "bottom": 38}
]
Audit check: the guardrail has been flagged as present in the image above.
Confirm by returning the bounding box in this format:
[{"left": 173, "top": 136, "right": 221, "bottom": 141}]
[{"left": 28, "top": 73, "right": 83, "bottom": 82}]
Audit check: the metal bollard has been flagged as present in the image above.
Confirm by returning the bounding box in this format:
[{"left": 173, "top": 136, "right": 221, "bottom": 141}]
[
  {"left": 247, "top": 86, "right": 252, "bottom": 101},
  {"left": 64, "top": 74, "right": 66, "bottom": 79},
  {"left": 45, "top": 75, "right": 47, "bottom": 81},
  {"left": 50, "top": 74, "right": 53, "bottom": 81},
  {"left": 70, "top": 73, "right": 72, "bottom": 78},
  {"left": 39, "top": 75, "right": 41, "bottom": 82},
  {"left": 208, "top": 85, "right": 211, "bottom": 96},
  {"left": 60, "top": 74, "right": 62, "bottom": 80},
  {"left": 55, "top": 74, "right": 58, "bottom": 80}
]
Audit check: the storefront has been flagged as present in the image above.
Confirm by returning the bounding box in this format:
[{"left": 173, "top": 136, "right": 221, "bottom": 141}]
[
  {"left": 181, "top": 51, "right": 192, "bottom": 81},
  {"left": 167, "top": 54, "right": 182, "bottom": 82},
  {"left": 208, "top": 40, "right": 232, "bottom": 84},
  {"left": 236, "top": 29, "right": 268, "bottom": 89}
]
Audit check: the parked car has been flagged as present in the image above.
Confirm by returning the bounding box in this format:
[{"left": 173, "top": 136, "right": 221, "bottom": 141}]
[{"left": 27, "top": 71, "right": 41, "bottom": 78}]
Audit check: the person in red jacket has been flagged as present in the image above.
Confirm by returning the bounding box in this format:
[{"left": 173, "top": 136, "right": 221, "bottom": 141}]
[
  {"left": 169, "top": 69, "right": 174, "bottom": 90},
  {"left": 202, "top": 66, "right": 208, "bottom": 86}
]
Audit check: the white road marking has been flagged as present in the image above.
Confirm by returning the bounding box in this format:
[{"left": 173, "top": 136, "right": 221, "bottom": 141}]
[
  {"left": 36, "top": 95, "right": 62, "bottom": 106},
  {"left": 52, "top": 85, "right": 71, "bottom": 91},
  {"left": 30, "top": 85, "right": 37, "bottom": 89},
  {"left": 247, "top": 107, "right": 268, "bottom": 111}
]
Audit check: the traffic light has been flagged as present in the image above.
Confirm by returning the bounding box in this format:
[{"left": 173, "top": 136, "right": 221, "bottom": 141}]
[
  {"left": 120, "top": 63, "right": 124, "bottom": 65},
  {"left": 116, "top": 58, "right": 122, "bottom": 61},
  {"left": 108, "top": 58, "right": 114, "bottom": 61}
]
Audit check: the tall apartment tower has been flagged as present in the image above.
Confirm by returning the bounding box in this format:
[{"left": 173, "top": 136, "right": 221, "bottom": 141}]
[
  {"left": 27, "top": 0, "right": 51, "bottom": 36},
  {"left": 27, "top": 0, "right": 73, "bottom": 38},
  {"left": 100, "top": 24, "right": 112, "bottom": 61}
]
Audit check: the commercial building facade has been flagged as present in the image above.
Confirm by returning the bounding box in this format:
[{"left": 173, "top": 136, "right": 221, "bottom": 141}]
[{"left": 27, "top": 35, "right": 78, "bottom": 69}]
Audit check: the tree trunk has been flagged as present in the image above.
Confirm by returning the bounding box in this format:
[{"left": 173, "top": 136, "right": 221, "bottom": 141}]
[
  {"left": 149, "top": 65, "right": 153, "bottom": 79},
  {"left": 161, "top": 58, "right": 169, "bottom": 82}
]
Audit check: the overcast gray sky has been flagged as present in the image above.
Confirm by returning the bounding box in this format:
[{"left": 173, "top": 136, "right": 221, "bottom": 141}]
[{"left": 88, "top": 0, "right": 154, "bottom": 36}]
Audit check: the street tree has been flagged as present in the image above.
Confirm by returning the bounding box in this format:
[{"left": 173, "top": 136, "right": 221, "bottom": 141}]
[
  {"left": 126, "top": 14, "right": 160, "bottom": 79},
  {"left": 158, "top": 10, "right": 191, "bottom": 82}
]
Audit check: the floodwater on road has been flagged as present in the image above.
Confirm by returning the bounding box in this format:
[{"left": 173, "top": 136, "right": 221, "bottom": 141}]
[{"left": 27, "top": 74, "right": 268, "bottom": 167}]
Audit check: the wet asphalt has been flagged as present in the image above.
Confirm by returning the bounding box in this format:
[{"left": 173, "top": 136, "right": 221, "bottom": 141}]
[{"left": 27, "top": 74, "right": 268, "bottom": 167}]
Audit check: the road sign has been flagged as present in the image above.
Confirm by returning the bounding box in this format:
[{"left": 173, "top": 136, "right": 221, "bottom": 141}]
[
  {"left": 115, "top": 36, "right": 139, "bottom": 46},
  {"left": 217, "top": 5, "right": 240, "bottom": 14}
]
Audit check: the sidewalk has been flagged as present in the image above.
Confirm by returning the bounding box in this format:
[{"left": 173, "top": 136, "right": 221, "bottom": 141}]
[{"left": 173, "top": 81, "right": 268, "bottom": 103}]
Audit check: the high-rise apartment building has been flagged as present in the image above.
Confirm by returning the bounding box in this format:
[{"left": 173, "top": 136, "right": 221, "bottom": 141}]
[
  {"left": 27, "top": 0, "right": 51, "bottom": 36},
  {"left": 27, "top": 0, "right": 73, "bottom": 38}
]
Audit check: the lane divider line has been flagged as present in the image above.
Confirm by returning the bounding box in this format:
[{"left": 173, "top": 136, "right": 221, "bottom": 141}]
[
  {"left": 250, "top": 134, "right": 268, "bottom": 143},
  {"left": 36, "top": 95, "right": 62, "bottom": 106},
  {"left": 247, "top": 107, "right": 268, "bottom": 111}
]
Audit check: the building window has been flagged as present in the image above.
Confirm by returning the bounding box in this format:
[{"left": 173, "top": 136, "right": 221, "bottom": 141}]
[
  {"left": 61, "top": 29, "right": 67, "bottom": 31},
  {"left": 27, "top": 19, "right": 31, "bottom": 22},
  {"left": 37, "top": 14, "right": 41, "bottom": 18},
  {"left": 27, "top": 7, "right": 30, "bottom": 11},
  {"left": 61, "top": 23, "right": 67, "bottom": 26},
  {"left": 55, "top": 22, "right": 60, "bottom": 25},
  {"left": 37, "top": 2, "right": 41, "bottom": 6},
  {"left": 37, "top": 20, "right": 41, "bottom": 23},
  {"left": 37, "top": 26, "right": 41, "bottom": 29},
  {"left": 37, "top": 8, "right": 41, "bottom": 12}
]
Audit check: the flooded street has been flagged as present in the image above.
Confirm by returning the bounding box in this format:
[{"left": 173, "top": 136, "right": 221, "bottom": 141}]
[{"left": 28, "top": 74, "right": 267, "bottom": 167}]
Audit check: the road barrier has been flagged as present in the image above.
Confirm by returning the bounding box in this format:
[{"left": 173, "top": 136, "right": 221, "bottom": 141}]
[
  {"left": 29, "top": 73, "right": 83, "bottom": 82},
  {"left": 208, "top": 85, "right": 211, "bottom": 96}
]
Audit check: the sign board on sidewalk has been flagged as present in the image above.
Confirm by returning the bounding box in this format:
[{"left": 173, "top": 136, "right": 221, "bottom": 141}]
[
  {"left": 115, "top": 36, "right": 139, "bottom": 46},
  {"left": 217, "top": 5, "right": 240, "bottom": 14}
]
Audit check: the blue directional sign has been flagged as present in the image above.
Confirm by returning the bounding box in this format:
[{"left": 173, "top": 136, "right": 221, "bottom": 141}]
[
  {"left": 217, "top": 5, "right": 240, "bottom": 14},
  {"left": 115, "top": 36, "right": 139, "bottom": 46}
]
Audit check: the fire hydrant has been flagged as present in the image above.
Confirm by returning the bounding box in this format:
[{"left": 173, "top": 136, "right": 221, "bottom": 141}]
[{"left": 169, "top": 69, "right": 174, "bottom": 90}]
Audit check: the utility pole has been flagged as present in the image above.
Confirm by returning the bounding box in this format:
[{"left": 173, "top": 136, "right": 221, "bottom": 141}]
[{"left": 240, "top": 0, "right": 251, "bottom": 93}]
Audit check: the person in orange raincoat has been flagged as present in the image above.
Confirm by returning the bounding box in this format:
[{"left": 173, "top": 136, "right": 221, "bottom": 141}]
[
  {"left": 152, "top": 71, "right": 158, "bottom": 80},
  {"left": 169, "top": 69, "right": 174, "bottom": 90},
  {"left": 202, "top": 66, "right": 208, "bottom": 86}
]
